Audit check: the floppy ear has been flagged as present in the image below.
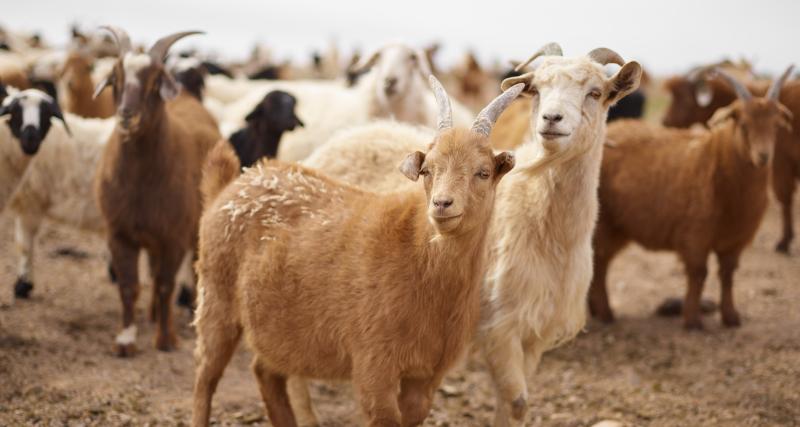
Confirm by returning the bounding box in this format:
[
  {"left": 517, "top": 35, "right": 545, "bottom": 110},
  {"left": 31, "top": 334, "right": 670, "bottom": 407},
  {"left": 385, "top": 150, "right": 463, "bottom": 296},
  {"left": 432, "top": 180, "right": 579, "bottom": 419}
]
[
  {"left": 500, "top": 72, "right": 535, "bottom": 97},
  {"left": 43, "top": 98, "right": 71, "bottom": 136},
  {"left": 494, "top": 151, "right": 515, "bottom": 180},
  {"left": 0, "top": 97, "right": 18, "bottom": 117},
  {"left": 412, "top": 48, "right": 433, "bottom": 79},
  {"left": 245, "top": 103, "right": 263, "bottom": 122},
  {"left": 159, "top": 71, "right": 180, "bottom": 100},
  {"left": 605, "top": 61, "right": 642, "bottom": 106},
  {"left": 399, "top": 151, "right": 425, "bottom": 181},
  {"left": 707, "top": 104, "right": 738, "bottom": 127}
]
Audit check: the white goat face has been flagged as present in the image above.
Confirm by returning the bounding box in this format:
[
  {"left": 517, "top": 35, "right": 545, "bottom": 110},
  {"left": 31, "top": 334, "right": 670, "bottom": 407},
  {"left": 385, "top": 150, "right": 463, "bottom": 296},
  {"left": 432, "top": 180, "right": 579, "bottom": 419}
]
[
  {"left": 527, "top": 58, "right": 608, "bottom": 150},
  {"left": 353, "top": 45, "right": 431, "bottom": 101},
  {"left": 502, "top": 53, "right": 641, "bottom": 151}
]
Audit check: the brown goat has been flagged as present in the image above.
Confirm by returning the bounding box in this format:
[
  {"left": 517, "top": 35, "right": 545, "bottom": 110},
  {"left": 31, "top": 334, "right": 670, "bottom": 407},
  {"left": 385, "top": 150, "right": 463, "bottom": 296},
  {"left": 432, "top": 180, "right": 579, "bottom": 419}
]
[
  {"left": 590, "top": 68, "right": 793, "bottom": 329},
  {"left": 94, "top": 27, "right": 221, "bottom": 356},
  {"left": 191, "top": 77, "right": 520, "bottom": 427},
  {"left": 663, "top": 67, "right": 800, "bottom": 254},
  {"left": 60, "top": 51, "right": 115, "bottom": 118}
]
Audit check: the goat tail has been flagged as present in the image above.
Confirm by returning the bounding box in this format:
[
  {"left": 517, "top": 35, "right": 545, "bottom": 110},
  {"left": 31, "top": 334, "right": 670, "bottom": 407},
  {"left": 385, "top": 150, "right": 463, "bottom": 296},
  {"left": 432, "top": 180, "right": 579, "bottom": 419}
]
[{"left": 202, "top": 139, "right": 240, "bottom": 207}]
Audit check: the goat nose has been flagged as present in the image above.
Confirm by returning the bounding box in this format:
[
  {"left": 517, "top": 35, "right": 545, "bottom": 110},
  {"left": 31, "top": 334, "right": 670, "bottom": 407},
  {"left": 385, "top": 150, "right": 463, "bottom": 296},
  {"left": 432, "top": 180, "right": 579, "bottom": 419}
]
[
  {"left": 433, "top": 197, "right": 453, "bottom": 208},
  {"left": 759, "top": 152, "right": 769, "bottom": 164},
  {"left": 543, "top": 113, "right": 563, "bottom": 123},
  {"left": 385, "top": 77, "right": 398, "bottom": 88}
]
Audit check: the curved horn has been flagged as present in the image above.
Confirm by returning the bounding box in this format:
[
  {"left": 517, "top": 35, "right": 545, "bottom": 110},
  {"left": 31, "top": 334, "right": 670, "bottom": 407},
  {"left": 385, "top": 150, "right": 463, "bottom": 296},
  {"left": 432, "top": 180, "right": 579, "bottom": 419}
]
[
  {"left": 471, "top": 83, "right": 525, "bottom": 136},
  {"left": 687, "top": 64, "right": 716, "bottom": 83},
  {"left": 767, "top": 64, "right": 794, "bottom": 101},
  {"left": 100, "top": 25, "right": 132, "bottom": 57},
  {"left": 148, "top": 31, "right": 204, "bottom": 63},
  {"left": 587, "top": 48, "right": 625, "bottom": 66},
  {"left": 428, "top": 75, "right": 452, "bottom": 131},
  {"left": 714, "top": 68, "right": 752, "bottom": 102},
  {"left": 514, "top": 42, "right": 563, "bottom": 72}
]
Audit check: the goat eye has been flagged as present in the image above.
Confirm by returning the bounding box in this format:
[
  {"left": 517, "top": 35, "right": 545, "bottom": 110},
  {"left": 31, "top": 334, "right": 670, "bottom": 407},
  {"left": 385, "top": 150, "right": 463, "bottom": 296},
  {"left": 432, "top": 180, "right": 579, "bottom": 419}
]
[
  {"left": 476, "top": 170, "right": 490, "bottom": 180},
  {"left": 420, "top": 168, "right": 430, "bottom": 176},
  {"left": 588, "top": 89, "right": 602, "bottom": 99},
  {"left": 529, "top": 87, "right": 539, "bottom": 97}
]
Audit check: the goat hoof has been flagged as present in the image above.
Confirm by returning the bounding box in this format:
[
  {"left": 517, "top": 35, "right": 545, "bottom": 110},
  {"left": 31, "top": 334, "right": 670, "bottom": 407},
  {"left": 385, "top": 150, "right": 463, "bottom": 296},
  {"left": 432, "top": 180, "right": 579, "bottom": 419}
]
[
  {"left": 657, "top": 298, "right": 717, "bottom": 317},
  {"left": 155, "top": 333, "right": 178, "bottom": 352},
  {"left": 115, "top": 343, "right": 137, "bottom": 358},
  {"left": 176, "top": 285, "right": 194, "bottom": 309},
  {"left": 683, "top": 319, "right": 704, "bottom": 331},
  {"left": 775, "top": 241, "right": 791, "bottom": 254},
  {"left": 14, "top": 278, "right": 33, "bottom": 299},
  {"left": 722, "top": 311, "right": 741, "bottom": 327},
  {"left": 511, "top": 395, "right": 528, "bottom": 421}
]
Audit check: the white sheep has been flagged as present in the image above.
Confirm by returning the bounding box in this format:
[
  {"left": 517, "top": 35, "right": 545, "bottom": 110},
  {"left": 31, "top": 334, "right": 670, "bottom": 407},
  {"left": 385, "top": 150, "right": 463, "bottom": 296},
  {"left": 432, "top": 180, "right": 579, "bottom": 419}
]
[
  {"left": 299, "top": 44, "right": 642, "bottom": 427},
  {"left": 210, "top": 44, "right": 473, "bottom": 162}
]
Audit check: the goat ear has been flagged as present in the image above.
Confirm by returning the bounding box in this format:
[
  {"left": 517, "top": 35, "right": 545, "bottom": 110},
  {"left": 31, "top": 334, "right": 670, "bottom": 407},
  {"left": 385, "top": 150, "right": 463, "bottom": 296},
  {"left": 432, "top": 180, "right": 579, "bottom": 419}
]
[
  {"left": 159, "top": 72, "right": 179, "bottom": 100},
  {"left": 348, "top": 50, "right": 381, "bottom": 75},
  {"left": 605, "top": 61, "right": 642, "bottom": 106},
  {"left": 500, "top": 72, "right": 535, "bottom": 97},
  {"left": 93, "top": 74, "right": 112, "bottom": 100},
  {"left": 42, "top": 98, "right": 71, "bottom": 136},
  {"left": 494, "top": 151, "right": 515, "bottom": 180},
  {"left": 399, "top": 151, "right": 425, "bottom": 181},
  {"left": 778, "top": 103, "right": 794, "bottom": 131},
  {"left": 707, "top": 104, "right": 738, "bottom": 127},
  {"left": 245, "top": 103, "right": 262, "bottom": 122}
]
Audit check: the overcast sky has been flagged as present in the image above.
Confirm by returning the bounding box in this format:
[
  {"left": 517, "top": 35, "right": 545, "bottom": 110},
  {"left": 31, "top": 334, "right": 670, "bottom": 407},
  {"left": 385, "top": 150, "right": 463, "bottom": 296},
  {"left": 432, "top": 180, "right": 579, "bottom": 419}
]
[{"left": 4, "top": 0, "right": 797, "bottom": 75}]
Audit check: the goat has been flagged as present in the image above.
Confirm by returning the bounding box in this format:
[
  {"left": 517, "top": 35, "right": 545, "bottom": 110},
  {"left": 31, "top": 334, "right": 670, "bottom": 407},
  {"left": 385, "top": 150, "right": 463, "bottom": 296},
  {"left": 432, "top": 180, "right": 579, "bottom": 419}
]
[
  {"left": 191, "top": 76, "right": 520, "bottom": 427},
  {"left": 663, "top": 65, "right": 800, "bottom": 254},
  {"left": 589, "top": 67, "right": 793, "bottom": 330},
  {"left": 94, "top": 27, "right": 221, "bottom": 356},
  {"left": 228, "top": 90, "right": 304, "bottom": 167},
  {"left": 297, "top": 44, "right": 642, "bottom": 427}
]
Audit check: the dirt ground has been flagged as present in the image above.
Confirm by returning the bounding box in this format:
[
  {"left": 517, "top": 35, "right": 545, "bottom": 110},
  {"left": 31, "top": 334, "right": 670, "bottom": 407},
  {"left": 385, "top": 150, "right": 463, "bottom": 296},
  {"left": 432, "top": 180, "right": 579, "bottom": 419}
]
[{"left": 0, "top": 194, "right": 799, "bottom": 426}]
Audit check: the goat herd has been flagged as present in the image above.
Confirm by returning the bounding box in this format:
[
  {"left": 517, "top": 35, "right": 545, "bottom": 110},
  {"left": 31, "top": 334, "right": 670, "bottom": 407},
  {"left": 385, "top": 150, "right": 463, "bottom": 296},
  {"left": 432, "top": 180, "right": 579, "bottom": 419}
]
[{"left": 0, "top": 24, "right": 798, "bottom": 427}]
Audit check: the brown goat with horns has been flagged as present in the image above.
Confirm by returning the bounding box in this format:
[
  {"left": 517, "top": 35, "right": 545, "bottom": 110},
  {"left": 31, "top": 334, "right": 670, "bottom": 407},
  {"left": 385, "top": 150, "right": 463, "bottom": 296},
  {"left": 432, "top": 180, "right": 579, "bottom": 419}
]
[
  {"left": 590, "top": 67, "right": 793, "bottom": 329},
  {"left": 192, "top": 76, "right": 521, "bottom": 427},
  {"left": 94, "top": 27, "right": 221, "bottom": 356}
]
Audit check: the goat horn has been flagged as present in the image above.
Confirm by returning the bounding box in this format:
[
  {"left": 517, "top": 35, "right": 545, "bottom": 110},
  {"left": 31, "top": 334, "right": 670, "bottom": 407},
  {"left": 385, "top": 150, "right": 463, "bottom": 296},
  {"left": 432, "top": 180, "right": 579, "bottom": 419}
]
[
  {"left": 587, "top": 48, "right": 625, "bottom": 66},
  {"left": 149, "top": 31, "right": 204, "bottom": 64},
  {"left": 687, "top": 64, "right": 716, "bottom": 83},
  {"left": 514, "top": 42, "right": 563, "bottom": 72},
  {"left": 713, "top": 68, "right": 752, "bottom": 102},
  {"left": 767, "top": 64, "right": 794, "bottom": 101},
  {"left": 471, "top": 82, "right": 525, "bottom": 137},
  {"left": 99, "top": 25, "right": 132, "bottom": 57},
  {"left": 428, "top": 75, "right": 452, "bottom": 131}
]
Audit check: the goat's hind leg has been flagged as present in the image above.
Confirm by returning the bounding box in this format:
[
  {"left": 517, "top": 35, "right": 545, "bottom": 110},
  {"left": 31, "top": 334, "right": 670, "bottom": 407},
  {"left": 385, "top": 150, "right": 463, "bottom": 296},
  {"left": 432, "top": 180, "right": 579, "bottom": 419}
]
[
  {"left": 287, "top": 377, "right": 320, "bottom": 427},
  {"left": 192, "top": 277, "right": 242, "bottom": 427},
  {"left": 252, "top": 357, "right": 298, "bottom": 427}
]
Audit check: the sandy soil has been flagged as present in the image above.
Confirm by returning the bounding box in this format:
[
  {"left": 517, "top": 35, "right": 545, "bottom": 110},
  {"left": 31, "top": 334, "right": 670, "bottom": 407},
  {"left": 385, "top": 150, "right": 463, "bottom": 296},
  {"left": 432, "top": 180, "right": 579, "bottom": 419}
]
[{"left": 0, "top": 192, "right": 798, "bottom": 427}]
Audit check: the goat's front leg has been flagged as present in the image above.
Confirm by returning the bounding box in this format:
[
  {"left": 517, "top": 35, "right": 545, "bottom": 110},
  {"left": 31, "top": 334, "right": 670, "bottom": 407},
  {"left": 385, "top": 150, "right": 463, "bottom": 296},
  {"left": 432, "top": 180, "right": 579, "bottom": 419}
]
[
  {"left": 398, "top": 377, "right": 436, "bottom": 427},
  {"left": 13, "top": 215, "right": 41, "bottom": 299},
  {"left": 483, "top": 333, "right": 529, "bottom": 427},
  {"left": 148, "top": 246, "right": 183, "bottom": 351},
  {"left": 252, "top": 357, "right": 298, "bottom": 427},
  {"left": 353, "top": 358, "right": 402, "bottom": 427},
  {"left": 287, "top": 377, "right": 320, "bottom": 427},
  {"left": 716, "top": 250, "right": 742, "bottom": 327},
  {"left": 109, "top": 235, "right": 141, "bottom": 357},
  {"left": 680, "top": 251, "right": 709, "bottom": 330}
]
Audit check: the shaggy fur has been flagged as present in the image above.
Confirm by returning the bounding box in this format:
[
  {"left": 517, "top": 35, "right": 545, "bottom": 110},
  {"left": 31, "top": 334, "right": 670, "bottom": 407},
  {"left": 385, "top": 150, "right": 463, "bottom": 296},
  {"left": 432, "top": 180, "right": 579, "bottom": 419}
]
[
  {"left": 663, "top": 70, "right": 800, "bottom": 254},
  {"left": 192, "top": 122, "right": 514, "bottom": 426},
  {"left": 590, "top": 95, "right": 792, "bottom": 329}
]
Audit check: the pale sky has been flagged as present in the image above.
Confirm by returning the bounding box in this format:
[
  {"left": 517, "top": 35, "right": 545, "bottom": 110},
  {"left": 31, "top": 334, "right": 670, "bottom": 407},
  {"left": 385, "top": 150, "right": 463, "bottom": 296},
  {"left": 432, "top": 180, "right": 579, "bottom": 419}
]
[{"left": 4, "top": 0, "right": 797, "bottom": 75}]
